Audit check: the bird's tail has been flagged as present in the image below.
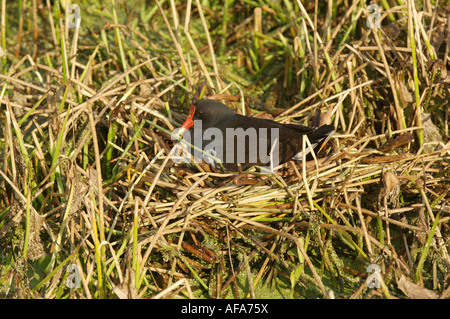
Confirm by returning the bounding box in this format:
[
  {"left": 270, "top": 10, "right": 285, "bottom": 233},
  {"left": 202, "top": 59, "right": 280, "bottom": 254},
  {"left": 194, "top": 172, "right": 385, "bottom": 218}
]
[{"left": 292, "top": 125, "right": 335, "bottom": 161}]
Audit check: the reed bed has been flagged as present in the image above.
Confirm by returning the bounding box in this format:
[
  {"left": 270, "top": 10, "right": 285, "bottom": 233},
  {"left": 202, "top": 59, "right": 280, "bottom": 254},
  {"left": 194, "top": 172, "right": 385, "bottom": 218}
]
[{"left": 0, "top": 0, "right": 449, "bottom": 299}]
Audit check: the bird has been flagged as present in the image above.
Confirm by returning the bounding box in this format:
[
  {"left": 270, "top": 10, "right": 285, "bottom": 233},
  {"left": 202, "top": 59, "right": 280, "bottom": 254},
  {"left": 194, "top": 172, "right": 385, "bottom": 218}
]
[{"left": 176, "top": 99, "right": 335, "bottom": 172}]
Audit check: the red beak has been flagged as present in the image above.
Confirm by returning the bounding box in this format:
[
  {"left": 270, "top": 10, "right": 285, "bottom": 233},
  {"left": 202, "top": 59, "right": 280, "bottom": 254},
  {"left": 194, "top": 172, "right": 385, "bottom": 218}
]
[{"left": 180, "top": 104, "right": 196, "bottom": 131}]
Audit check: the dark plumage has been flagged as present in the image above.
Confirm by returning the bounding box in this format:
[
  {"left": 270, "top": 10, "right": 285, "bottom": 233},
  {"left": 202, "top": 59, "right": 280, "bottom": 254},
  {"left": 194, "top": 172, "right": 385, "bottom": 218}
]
[{"left": 179, "top": 99, "right": 334, "bottom": 172}]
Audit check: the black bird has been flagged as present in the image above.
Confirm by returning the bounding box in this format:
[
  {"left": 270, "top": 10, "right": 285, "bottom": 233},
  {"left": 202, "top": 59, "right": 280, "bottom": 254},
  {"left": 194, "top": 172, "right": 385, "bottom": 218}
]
[{"left": 177, "top": 99, "right": 334, "bottom": 172}]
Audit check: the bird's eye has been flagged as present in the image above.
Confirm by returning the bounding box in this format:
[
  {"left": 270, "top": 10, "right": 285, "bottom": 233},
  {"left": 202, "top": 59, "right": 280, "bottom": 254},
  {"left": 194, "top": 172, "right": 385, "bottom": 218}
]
[{"left": 199, "top": 111, "right": 203, "bottom": 116}]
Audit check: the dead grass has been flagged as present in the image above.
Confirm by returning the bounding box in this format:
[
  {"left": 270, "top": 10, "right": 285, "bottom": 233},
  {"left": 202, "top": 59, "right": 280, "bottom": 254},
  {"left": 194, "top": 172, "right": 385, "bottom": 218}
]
[{"left": 0, "top": 0, "right": 449, "bottom": 299}]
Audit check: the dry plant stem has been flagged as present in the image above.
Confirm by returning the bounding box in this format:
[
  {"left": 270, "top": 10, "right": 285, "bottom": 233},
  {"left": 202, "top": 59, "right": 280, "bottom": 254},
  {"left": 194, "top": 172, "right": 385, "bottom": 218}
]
[
  {"left": 55, "top": 59, "right": 155, "bottom": 122},
  {"left": 313, "top": 0, "right": 319, "bottom": 85},
  {"left": 70, "top": 16, "right": 80, "bottom": 80},
  {"left": 370, "top": 27, "right": 403, "bottom": 130},
  {"left": 32, "top": 0, "right": 38, "bottom": 59},
  {"left": 4, "top": 109, "right": 16, "bottom": 184},
  {"left": 216, "top": 209, "right": 327, "bottom": 297},
  {"left": 408, "top": 0, "right": 424, "bottom": 146},
  {"left": 153, "top": 278, "right": 193, "bottom": 299},
  {"left": 71, "top": 97, "right": 117, "bottom": 164},
  {"left": 45, "top": 0, "right": 58, "bottom": 47},
  {"left": 338, "top": 203, "right": 423, "bottom": 232},
  {"left": 244, "top": 253, "right": 256, "bottom": 299},
  {"left": 420, "top": 188, "right": 450, "bottom": 265},
  {"left": 320, "top": 223, "right": 391, "bottom": 258},
  {"left": 139, "top": 173, "right": 209, "bottom": 283},
  {"left": 161, "top": 0, "right": 192, "bottom": 88},
  {"left": 75, "top": 257, "right": 92, "bottom": 299},
  {"left": 195, "top": 0, "right": 222, "bottom": 91},
  {"left": 183, "top": 0, "right": 215, "bottom": 89},
  {"left": 87, "top": 103, "right": 106, "bottom": 244},
  {"left": 280, "top": 80, "right": 373, "bottom": 121},
  {"left": 324, "top": 0, "right": 360, "bottom": 53},
  {"left": 158, "top": 0, "right": 196, "bottom": 88},
  {"left": 15, "top": 0, "right": 25, "bottom": 58},
  {"left": 355, "top": 196, "right": 374, "bottom": 263},
  {"left": 346, "top": 61, "right": 357, "bottom": 134},
  {"left": 0, "top": 73, "right": 47, "bottom": 93}
]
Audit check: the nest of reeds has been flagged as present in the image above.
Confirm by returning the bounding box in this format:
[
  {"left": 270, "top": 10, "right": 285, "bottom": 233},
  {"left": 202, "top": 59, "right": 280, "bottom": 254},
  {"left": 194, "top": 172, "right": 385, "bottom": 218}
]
[{"left": 0, "top": 1, "right": 449, "bottom": 299}]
